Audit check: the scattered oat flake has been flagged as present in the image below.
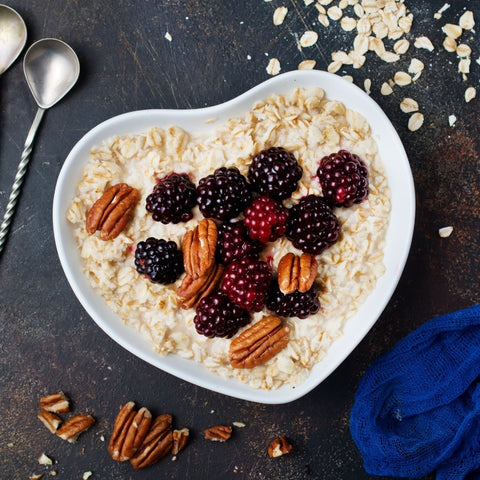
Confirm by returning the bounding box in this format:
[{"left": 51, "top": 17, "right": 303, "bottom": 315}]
[
  {"left": 38, "top": 453, "right": 53, "bottom": 466},
  {"left": 273, "top": 7, "right": 288, "bottom": 26},
  {"left": 298, "top": 59, "right": 316, "bottom": 70},
  {"left": 456, "top": 44, "right": 471, "bottom": 58},
  {"left": 394, "top": 39, "right": 409, "bottom": 55},
  {"left": 342, "top": 75, "right": 354, "bottom": 82},
  {"left": 458, "top": 58, "right": 470, "bottom": 74},
  {"left": 434, "top": 3, "right": 450, "bottom": 20},
  {"left": 327, "top": 60, "right": 342, "bottom": 73},
  {"left": 442, "top": 24, "right": 462, "bottom": 40},
  {"left": 341, "top": 16, "right": 357, "bottom": 31},
  {"left": 327, "top": 6, "right": 343, "bottom": 21},
  {"left": 414, "top": 37, "right": 434, "bottom": 51},
  {"left": 266, "top": 58, "right": 281, "bottom": 76},
  {"left": 7, "top": 442, "right": 14, "bottom": 448},
  {"left": 50, "top": 472, "right": 57, "bottom": 477},
  {"left": 443, "top": 36, "right": 457, "bottom": 52},
  {"left": 29, "top": 476, "right": 42, "bottom": 480},
  {"left": 400, "top": 98, "right": 419, "bottom": 113},
  {"left": 439, "top": 226, "right": 453, "bottom": 238},
  {"left": 319, "top": 0, "right": 334, "bottom": 5},
  {"left": 300, "top": 31, "right": 318, "bottom": 48},
  {"left": 408, "top": 112, "right": 424, "bottom": 132},
  {"left": 459, "top": 11, "right": 475, "bottom": 31},
  {"left": 304, "top": 0, "right": 315, "bottom": 5},
  {"left": 380, "top": 51, "right": 400, "bottom": 63},
  {"left": 408, "top": 58, "right": 424, "bottom": 74},
  {"left": 381, "top": 82, "right": 393, "bottom": 95},
  {"left": 164, "top": 32, "right": 172, "bottom": 42},
  {"left": 318, "top": 13, "right": 330, "bottom": 28},
  {"left": 448, "top": 114, "right": 457, "bottom": 127},
  {"left": 233, "top": 422, "right": 246, "bottom": 428},
  {"left": 465, "top": 87, "right": 476, "bottom": 103},
  {"left": 82, "top": 472, "right": 93, "bottom": 480},
  {"left": 394, "top": 71, "right": 412, "bottom": 86},
  {"left": 364, "top": 78, "right": 371, "bottom": 95}
]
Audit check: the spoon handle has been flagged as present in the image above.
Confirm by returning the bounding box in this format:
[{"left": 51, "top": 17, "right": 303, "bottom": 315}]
[{"left": 0, "top": 107, "right": 45, "bottom": 257}]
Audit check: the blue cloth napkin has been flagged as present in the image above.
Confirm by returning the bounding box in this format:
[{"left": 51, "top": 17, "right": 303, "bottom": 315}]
[{"left": 350, "top": 304, "right": 480, "bottom": 479}]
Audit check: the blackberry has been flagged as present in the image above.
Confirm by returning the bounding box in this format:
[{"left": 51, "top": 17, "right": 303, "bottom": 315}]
[
  {"left": 216, "top": 220, "right": 263, "bottom": 265},
  {"left": 244, "top": 196, "right": 288, "bottom": 243},
  {"left": 221, "top": 257, "right": 272, "bottom": 312},
  {"left": 248, "top": 147, "right": 303, "bottom": 201},
  {"left": 286, "top": 195, "right": 340, "bottom": 255},
  {"left": 194, "top": 292, "right": 251, "bottom": 338},
  {"left": 134, "top": 237, "right": 184, "bottom": 284},
  {"left": 197, "top": 167, "right": 251, "bottom": 221},
  {"left": 266, "top": 281, "right": 320, "bottom": 319},
  {"left": 317, "top": 150, "right": 369, "bottom": 207},
  {"left": 146, "top": 173, "right": 197, "bottom": 224}
]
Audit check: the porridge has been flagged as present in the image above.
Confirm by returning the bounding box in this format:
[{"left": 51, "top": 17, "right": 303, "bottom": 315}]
[{"left": 66, "top": 87, "right": 390, "bottom": 390}]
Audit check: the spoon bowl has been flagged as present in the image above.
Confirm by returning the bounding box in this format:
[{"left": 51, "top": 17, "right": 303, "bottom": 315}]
[
  {"left": 0, "top": 4, "right": 27, "bottom": 75},
  {"left": 24, "top": 38, "right": 80, "bottom": 109}
]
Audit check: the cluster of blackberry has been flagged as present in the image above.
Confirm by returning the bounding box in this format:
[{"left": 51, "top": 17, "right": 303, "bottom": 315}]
[{"left": 134, "top": 146, "right": 369, "bottom": 338}]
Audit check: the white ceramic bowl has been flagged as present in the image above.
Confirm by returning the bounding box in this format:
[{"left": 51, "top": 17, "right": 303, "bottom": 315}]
[{"left": 53, "top": 70, "right": 415, "bottom": 404}]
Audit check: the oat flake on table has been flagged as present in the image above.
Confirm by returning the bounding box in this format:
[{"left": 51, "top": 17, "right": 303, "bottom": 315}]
[{"left": 67, "top": 88, "right": 390, "bottom": 390}]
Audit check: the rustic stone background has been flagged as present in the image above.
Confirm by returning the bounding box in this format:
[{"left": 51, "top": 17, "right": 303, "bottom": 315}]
[{"left": 0, "top": 1, "right": 478, "bottom": 478}]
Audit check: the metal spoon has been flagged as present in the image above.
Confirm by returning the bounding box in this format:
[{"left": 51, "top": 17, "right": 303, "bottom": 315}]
[
  {"left": 0, "top": 4, "right": 27, "bottom": 75},
  {"left": 0, "top": 38, "right": 80, "bottom": 256}
]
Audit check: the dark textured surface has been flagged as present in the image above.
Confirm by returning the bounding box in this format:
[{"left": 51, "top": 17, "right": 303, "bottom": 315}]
[{"left": 0, "top": 1, "right": 479, "bottom": 478}]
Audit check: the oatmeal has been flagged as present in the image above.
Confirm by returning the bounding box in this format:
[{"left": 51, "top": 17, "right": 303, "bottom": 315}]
[{"left": 66, "top": 87, "right": 390, "bottom": 390}]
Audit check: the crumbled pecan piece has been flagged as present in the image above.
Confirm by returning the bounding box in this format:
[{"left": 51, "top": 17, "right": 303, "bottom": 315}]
[
  {"left": 278, "top": 252, "right": 317, "bottom": 294},
  {"left": 171, "top": 427, "right": 190, "bottom": 455},
  {"left": 177, "top": 263, "right": 224, "bottom": 309},
  {"left": 39, "top": 392, "right": 70, "bottom": 413},
  {"left": 204, "top": 425, "right": 232, "bottom": 442},
  {"left": 229, "top": 315, "right": 290, "bottom": 369},
  {"left": 86, "top": 183, "right": 139, "bottom": 240},
  {"left": 37, "top": 411, "right": 62, "bottom": 434},
  {"left": 268, "top": 436, "right": 292, "bottom": 457},
  {"left": 57, "top": 414, "right": 95, "bottom": 443},
  {"left": 183, "top": 218, "right": 217, "bottom": 278},
  {"left": 130, "top": 414, "right": 173, "bottom": 469}
]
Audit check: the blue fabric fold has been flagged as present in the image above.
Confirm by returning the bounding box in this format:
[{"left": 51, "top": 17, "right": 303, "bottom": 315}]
[{"left": 350, "top": 304, "right": 480, "bottom": 479}]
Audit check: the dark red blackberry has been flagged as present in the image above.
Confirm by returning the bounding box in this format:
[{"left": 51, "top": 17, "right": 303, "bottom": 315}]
[
  {"left": 317, "top": 150, "right": 369, "bottom": 207},
  {"left": 193, "top": 292, "right": 251, "bottom": 338},
  {"left": 286, "top": 195, "right": 340, "bottom": 255},
  {"left": 146, "top": 173, "right": 197, "bottom": 224},
  {"left": 221, "top": 257, "right": 272, "bottom": 312},
  {"left": 134, "top": 237, "right": 184, "bottom": 284},
  {"left": 196, "top": 167, "right": 251, "bottom": 221},
  {"left": 216, "top": 220, "right": 263, "bottom": 265},
  {"left": 244, "top": 196, "right": 289, "bottom": 243},
  {"left": 248, "top": 147, "right": 303, "bottom": 201},
  {"left": 266, "top": 280, "right": 320, "bottom": 319}
]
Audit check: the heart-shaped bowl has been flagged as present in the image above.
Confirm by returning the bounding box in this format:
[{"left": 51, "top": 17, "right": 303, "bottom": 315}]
[{"left": 53, "top": 70, "right": 415, "bottom": 404}]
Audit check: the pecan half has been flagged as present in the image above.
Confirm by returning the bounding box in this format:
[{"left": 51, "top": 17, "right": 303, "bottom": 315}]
[
  {"left": 204, "top": 425, "right": 232, "bottom": 442},
  {"left": 278, "top": 252, "right": 317, "bottom": 294},
  {"left": 177, "top": 263, "right": 224, "bottom": 309},
  {"left": 86, "top": 183, "right": 139, "bottom": 240},
  {"left": 108, "top": 401, "right": 139, "bottom": 461},
  {"left": 130, "top": 414, "right": 173, "bottom": 469},
  {"left": 37, "top": 411, "right": 62, "bottom": 434},
  {"left": 183, "top": 218, "right": 217, "bottom": 278},
  {"left": 39, "top": 392, "right": 70, "bottom": 413},
  {"left": 229, "top": 315, "right": 290, "bottom": 369},
  {"left": 171, "top": 427, "right": 190, "bottom": 455},
  {"left": 268, "top": 436, "right": 292, "bottom": 458},
  {"left": 57, "top": 414, "right": 95, "bottom": 443}
]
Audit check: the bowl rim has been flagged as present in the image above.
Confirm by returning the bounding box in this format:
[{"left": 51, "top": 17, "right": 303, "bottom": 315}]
[{"left": 53, "top": 69, "right": 415, "bottom": 404}]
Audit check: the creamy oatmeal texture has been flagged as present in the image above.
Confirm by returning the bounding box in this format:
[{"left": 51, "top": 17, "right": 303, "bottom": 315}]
[{"left": 67, "top": 87, "right": 390, "bottom": 390}]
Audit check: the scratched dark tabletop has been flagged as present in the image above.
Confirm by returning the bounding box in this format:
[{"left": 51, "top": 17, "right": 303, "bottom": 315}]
[{"left": 1, "top": 1, "right": 479, "bottom": 479}]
